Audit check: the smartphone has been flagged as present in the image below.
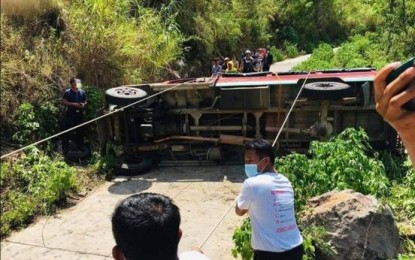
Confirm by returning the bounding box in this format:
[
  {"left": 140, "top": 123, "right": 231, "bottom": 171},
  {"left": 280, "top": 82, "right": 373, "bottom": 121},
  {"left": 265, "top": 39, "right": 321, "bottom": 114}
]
[{"left": 385, "top": 57, "right": 415, "bottom": 111}]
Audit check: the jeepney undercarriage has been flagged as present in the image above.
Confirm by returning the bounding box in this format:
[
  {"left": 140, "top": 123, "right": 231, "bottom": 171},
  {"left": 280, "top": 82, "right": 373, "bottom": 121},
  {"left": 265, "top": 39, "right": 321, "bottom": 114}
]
[{"left": 98, "top": 70, "right": 399, "bottom": 174}]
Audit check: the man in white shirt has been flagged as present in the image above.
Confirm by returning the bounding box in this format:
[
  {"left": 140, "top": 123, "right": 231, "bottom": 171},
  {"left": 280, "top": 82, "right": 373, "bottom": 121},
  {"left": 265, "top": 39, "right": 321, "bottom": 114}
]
[
  {"left": 235, "top": 139, "right": 303, "bottom": 260},
  {"left": 112, "top": 192, "right": 209, "bottom": 260}
]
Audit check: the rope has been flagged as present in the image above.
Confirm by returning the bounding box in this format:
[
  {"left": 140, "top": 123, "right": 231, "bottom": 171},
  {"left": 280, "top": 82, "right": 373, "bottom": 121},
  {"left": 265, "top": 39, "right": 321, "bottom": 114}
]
[
  {"left": 0, "top": 82, "right": 187, "bottom": 160},
  {"left": 272, "top": 71, "right": 312, "bottom": 147},
  {"left": 197, "top": 71, "right": 314, "bottom": 247},
  {"left": 199, "top": 197, "right": 237, "bottom": 249}
]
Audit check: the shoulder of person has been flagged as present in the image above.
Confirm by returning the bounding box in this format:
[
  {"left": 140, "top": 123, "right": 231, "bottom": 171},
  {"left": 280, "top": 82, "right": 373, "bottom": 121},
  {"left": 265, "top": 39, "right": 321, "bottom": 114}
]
[
  {"left": 274, "top": 172, "right": 291, "bottom": 182},
  {"left": 63, "top": 88, "right": 72, "bottom": 97},
  {"left": 179, "top": 251, "right": 210, "bottom": 260}
]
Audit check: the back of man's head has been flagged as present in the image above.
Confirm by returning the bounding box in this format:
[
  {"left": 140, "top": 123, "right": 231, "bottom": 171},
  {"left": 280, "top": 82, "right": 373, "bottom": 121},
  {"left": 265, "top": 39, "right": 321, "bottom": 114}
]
[{"left": 112, "top": 192, "right": 181, "bottom": 260}]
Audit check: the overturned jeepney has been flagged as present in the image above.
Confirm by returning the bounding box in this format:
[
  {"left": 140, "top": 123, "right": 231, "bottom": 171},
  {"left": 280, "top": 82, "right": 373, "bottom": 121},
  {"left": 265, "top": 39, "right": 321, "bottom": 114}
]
[{"left": 98, "top": 69, "right": 399, "bottom": 175}]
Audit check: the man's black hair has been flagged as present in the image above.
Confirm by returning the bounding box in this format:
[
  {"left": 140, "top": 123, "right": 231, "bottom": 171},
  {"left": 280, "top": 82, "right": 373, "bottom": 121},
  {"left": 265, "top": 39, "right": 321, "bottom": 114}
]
[
  {"left": 70, "top": 77, "right": 82, "bottom": 85},
  {"left": 244, "top": 138, "right": 275, "bottom": 162},
  {"left": 112, "top": 192, "right": 181, "bottom": 260}
]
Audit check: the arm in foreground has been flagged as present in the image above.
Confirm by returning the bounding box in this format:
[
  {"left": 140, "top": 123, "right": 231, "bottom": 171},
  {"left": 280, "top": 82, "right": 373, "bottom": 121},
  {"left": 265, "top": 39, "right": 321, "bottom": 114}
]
[
  {"left": 374, "top": 63, "right": 415, "bottom": 166},
  {"left": 235, "top": 203, "right": 248, "bottom": 216}
]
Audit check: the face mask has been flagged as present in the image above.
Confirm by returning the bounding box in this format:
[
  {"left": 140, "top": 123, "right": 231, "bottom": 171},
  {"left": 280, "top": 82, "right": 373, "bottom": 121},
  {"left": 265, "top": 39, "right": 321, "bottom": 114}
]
[
  {"left": 76, "top": 83, "right": 82, "bottom": 89},
  {"left": 244, "top": 164, "right": 258, "bottom": 178},
  {"left": 244, "top": 158, "right": 265, "bottom": 178}
]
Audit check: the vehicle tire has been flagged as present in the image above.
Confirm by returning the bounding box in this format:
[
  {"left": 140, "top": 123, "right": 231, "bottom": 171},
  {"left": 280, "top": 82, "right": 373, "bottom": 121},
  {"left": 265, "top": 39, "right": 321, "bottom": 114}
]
[
  {"left": 105, "top": 86, "right": 148, "bottom": 107},
  {"left": 63, "top": 145, "right": 91, "bottom": 162},
  {"left": 113, "top": 152, "right": 157, "bottom": 176},
  {"left": 301, "top": 81, "right": 352, "bottom": 100}
]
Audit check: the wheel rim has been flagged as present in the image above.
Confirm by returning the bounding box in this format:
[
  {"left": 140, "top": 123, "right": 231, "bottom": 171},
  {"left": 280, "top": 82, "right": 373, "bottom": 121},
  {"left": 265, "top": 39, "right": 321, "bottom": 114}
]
[{"left": 106, "top": 87, "right": 147, "bottom": 98}]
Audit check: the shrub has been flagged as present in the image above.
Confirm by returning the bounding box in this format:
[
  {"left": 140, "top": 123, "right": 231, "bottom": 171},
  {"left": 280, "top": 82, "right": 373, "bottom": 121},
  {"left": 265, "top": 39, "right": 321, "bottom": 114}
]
[
  {"left": 293, "top": 43, "right": 335, "bottom": 70},
  {"left": 83, "top": 85, "right": 104, "bottom": 121},
  {"left": 231, "top": 218, "right": 253, "bottom": 260},
  {"left": 277, "top": 128, "right": 389, "bottom": 211},
  {"left": 12, "top": 102, "right": 60, "bottom": 146},
  {"left": 0, "top": 147, "right": 78, "bottom": 238},
  {"left": 283, "top": 41, "right": 299, "bottom": 58},
  {"left": 269, "top": 46, "right": 284, "bottom": 62}
]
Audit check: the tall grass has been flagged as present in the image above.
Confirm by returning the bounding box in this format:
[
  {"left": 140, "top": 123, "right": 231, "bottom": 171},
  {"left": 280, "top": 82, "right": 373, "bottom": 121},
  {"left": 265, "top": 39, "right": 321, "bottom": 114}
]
[
  {"left": 66, "top": 0, "right": 184, "bottom": 87},
  {"left": 1, "top": 10, "right": 74, "bottom": 140}
]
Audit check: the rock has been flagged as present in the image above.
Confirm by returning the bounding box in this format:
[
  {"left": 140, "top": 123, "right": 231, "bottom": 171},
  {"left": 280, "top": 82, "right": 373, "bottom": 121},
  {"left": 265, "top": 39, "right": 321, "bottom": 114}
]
[{"left": 302, "top": 189, "right": 400, "bottom": 260}]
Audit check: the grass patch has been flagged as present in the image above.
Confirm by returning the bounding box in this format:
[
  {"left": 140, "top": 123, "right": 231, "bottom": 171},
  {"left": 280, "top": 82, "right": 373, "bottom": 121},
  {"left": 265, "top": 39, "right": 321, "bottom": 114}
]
[{"left": 1, "top": 147, "right": 89, "bottom": 238}]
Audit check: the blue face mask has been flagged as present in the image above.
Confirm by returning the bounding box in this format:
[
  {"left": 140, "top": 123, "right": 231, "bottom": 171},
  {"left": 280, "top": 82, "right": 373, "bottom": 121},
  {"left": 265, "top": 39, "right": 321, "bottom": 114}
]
[
  {"left": 244, "top": 158, "right": 265, "bottom": 178},
  {"left": 244, "top": 164, "right": 258, "bottom": 178}
]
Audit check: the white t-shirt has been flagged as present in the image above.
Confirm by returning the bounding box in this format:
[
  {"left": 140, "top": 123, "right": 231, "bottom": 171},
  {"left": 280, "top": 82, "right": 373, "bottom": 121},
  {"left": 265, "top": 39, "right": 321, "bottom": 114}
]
[
  {"left": 237, "top": 171, "right": 303, "bottom": 252},
  {"left": 179, "top": 251, "right": 210, "bottom": 260}
]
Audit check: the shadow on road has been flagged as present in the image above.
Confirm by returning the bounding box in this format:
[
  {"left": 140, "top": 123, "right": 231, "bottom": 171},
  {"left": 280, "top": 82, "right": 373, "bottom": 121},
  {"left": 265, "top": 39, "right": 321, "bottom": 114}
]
[
  {"left": 108, "top": 179, "right": 153, "bottom": 195},
  {"left": 107, "top": 164, "right": 245, "bottom": 195}
]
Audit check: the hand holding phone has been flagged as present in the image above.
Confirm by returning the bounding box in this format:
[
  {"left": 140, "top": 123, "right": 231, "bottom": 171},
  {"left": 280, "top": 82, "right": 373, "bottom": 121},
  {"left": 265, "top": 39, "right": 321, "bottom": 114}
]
[{"left": 386, "top": 57, "right": 415, "bottom": 111}]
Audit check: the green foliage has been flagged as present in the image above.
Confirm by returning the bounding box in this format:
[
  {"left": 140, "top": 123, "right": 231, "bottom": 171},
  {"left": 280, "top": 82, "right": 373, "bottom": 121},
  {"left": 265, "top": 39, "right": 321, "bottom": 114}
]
[
  {"left": 231, "top": 218, "right": 253, "bottom": 260},
  {"left": 378, "top": 151, "right": 411, "bottom": 181},
  {"left": 301, "top": 225, "right": 337, "bottom": 260},
  {"left": 0, "top": 147, "right": 78, "bottom": 237},
  {"left": 293, "top": 43, "right": 335, "bottom": 70},
  {"left": 269, "top": 46, "right": 284, "bottom": 62},
  {"left": 398, "top": 224, "right": 415, "bottom": 257},
  {"left": 283, "top": 41, "right": 300, "bottom": 58},
  {"left": 89, "top": 151, "right": 116, "bottom": 179},
  {"left": 386, "top": 166, "right": 415, "bottom": 224},
  {"left": 83, "top": 85, "right": 104, "bottom": 121},
  {"left": 277, "top": 128, "right": 389, "bottom": 211},
  {"left": 293, "top": 32, "right": 413, "bottom": 71},
  {"left": 12, "top": 103, "right": 40, "bottom": 144},
  {"left": 12, "top": 102, "right": 60, "bottom": 146}
]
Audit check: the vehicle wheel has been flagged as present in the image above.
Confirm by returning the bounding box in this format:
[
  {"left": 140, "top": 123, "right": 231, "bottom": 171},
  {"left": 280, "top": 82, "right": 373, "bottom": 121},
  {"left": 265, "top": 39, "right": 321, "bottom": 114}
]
[
  {"left": 113, "top": 152, "right": 157, "bottom": 176},
  {"left": 63, "top": 144, "right": 91, "bottom": 162},
  {"left": 301, "top": 81, "right": 352, "bottom": 100},
  {"left": 105, "top": 86, "right": 148, "bottom": 107}
]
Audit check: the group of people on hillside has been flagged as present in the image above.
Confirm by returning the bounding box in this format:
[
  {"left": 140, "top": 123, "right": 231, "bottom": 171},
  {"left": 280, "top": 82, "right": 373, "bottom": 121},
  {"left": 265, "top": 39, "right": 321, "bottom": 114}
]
[
  {"left": 211, "top": 47, "right": 274, "bottom": 75},
  {"left": 60, "top": 58, "right": 414, "bottom": 260}
]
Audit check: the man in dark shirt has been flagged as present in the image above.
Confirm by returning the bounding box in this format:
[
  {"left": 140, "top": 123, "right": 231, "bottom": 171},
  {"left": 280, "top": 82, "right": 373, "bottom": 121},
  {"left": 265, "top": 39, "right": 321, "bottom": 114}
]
[
  {"left": 262, "top": 47, "right": 273, "bottom": 72},
  {"left": 239, "top": 50, "right": 255, "bottom": 73},
  {"left": 61, "top": 77, "right": 87, "bottom": 154}
]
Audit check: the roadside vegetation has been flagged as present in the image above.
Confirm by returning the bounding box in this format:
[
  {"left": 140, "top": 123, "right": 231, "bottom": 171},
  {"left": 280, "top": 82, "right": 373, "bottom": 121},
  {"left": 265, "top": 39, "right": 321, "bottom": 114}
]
[{"left": 0, "top": 0, "right": 414, "bottom": 254}]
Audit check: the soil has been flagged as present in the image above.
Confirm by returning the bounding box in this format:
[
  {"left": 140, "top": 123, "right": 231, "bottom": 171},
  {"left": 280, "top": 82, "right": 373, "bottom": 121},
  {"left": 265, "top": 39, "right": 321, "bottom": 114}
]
[{"left": 1, "top": 165, "right": 246, "bottom": 260}]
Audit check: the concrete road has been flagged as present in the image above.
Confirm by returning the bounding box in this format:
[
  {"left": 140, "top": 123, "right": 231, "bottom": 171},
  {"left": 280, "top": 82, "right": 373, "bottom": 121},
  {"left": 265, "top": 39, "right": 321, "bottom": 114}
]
[
  {"left": 270, "top": 54, "right": 311, "bottom": 73},
  {"left": 1, "top": 165, "right": 246, "bottom": 260}
]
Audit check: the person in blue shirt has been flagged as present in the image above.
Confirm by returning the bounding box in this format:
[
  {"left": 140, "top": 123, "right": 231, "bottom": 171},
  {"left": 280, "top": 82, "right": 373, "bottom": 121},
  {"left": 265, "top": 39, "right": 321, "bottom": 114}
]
[{"left": 61, "top": 77, "right": 87, "bottom": 154}]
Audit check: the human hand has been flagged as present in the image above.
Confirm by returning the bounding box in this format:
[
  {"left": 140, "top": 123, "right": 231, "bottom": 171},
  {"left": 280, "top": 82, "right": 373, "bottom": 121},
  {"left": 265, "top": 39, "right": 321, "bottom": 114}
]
[{"left": 374, "top": 62, "right": 415, "bottom": 138}]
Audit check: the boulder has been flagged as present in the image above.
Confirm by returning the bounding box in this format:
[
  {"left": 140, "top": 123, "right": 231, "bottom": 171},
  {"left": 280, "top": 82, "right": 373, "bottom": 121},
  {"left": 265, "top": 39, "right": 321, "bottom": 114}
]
[{"left": 302, "top": 189, "right": 400, "bottom": 260}]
